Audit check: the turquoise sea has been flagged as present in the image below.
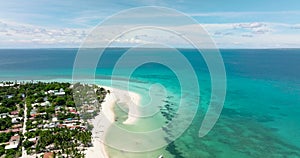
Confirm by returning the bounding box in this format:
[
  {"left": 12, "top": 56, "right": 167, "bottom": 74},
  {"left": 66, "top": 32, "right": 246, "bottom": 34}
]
[{"left": 0, "top": 48, "right": 299, "bottom": 157}]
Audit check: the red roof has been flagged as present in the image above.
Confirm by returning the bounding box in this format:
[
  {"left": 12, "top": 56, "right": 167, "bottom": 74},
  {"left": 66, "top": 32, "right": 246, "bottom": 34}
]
[
  {"left": 57, "top": 124, "right": 66, "bottom": 128},
  {"left": 10, "top": 110, "right": 19, "bottom": 115},
  {"left": 12, "top": 128, "right": 21, "bottom": 132},
  {"left": 0, "top": 130, "right": 9, "bottom": 133},
  {"left": 0, "top": 129, "right": 22, "bottom": 133},
  {"left": 43, "top": 152, "right": 54, "bottom": 158},
  {"left": 10, "top": 135, "right": 20, "bottom": 141},
  {"left": 12, "top": 124, "right": 22, "bottom": 129}
]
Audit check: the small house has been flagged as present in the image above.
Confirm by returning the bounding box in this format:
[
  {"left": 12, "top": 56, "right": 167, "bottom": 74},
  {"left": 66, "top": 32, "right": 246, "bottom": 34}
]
[
  {"left": 54, "top": 91, "right": 65, "bottom": 96},
  {"left": 10, "top": 110, "right": 19, "bottom": 115},
  {"left": 40, "top": 101, "right": 51, "bottom": 106},
  {"left": 12, "top": 117, "right": 21, "bottom": 124},
  {"left": 12, "top": 124, "right": 22, "bottom": 129},
  {"left": 5, "top": 135, "right": 20, "bottom": 149},
  {"left": 52, "top": 117, "right": 58, "bottom": 122},
  {"left": 6, "top": 95, "right": 14, "bottom": 99},
  {"left": 0, "top": 113, "right": 9, "bottom": 118},
  {"left": 43, "top": 152, "right": 54, "bottom": 158}
]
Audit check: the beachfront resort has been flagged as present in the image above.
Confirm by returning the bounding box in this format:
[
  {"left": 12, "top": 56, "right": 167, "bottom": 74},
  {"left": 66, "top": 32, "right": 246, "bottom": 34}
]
[{"left": 0, "top": 81, "right": 108, "bottom": 158}]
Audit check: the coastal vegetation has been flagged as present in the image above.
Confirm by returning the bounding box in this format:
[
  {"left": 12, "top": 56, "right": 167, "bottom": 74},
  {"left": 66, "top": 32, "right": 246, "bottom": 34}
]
[{"left": 0, "top": 81, "right": 107, "bottom": 158}]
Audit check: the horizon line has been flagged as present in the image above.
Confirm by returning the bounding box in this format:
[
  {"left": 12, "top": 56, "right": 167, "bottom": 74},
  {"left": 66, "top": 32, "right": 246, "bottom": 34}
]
[{"left": 0, "top": 47, "right": 300, "bottom": 50}]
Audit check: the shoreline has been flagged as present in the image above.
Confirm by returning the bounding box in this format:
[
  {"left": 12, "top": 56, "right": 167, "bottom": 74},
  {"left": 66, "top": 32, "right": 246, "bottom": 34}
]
[
  {"left": 1, "top": 80, "right": 143, "bottom": 157},
  {"left": 111, "top": 86, "right": 141, "bottom": 125},
  {"left": 85, "top": 86, "right": 142, "bottom": 158}
]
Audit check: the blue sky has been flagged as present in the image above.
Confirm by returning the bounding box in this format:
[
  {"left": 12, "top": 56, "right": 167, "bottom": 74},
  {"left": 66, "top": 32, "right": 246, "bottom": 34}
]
[{"left": 0, "top": 0, "right": 300, "bottom": 48}]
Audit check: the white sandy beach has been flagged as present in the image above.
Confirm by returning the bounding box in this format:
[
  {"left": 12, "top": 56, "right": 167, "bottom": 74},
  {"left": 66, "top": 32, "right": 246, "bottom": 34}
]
[
  {"left": 112, "top": 87, "right": 141, "bottom": 125},
  {"left": 85, "top": 86, "right": 141, "bottom": 158}
]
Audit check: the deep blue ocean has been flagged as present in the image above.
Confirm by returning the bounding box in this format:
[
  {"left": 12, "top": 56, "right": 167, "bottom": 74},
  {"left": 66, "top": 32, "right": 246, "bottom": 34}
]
[{"left": 0, "top": 48, "right": 299, "bottom": 157}]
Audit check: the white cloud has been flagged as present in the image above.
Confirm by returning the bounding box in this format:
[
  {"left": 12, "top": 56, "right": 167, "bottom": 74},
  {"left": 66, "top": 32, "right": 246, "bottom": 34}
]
[
  {"left": 202, "top": 22, "right": 300, "bottom": 48},
  {"left": 291, "top": 25, "right": 300, "bottom": 29},
  {"left": 231, "top": 22, "right": 271, "bottom": 34},
  {"left": 189, "top": 11, "right": 300, "bottom": 17},
  {"left": 0, "top": 19, "right": 88, "bottom": 48},
  {"left": 0, "top": 19, "right": 300, "bottom": 48},
  {"left": 233, "top": 22, "right": 266, "bottom": 29}
]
